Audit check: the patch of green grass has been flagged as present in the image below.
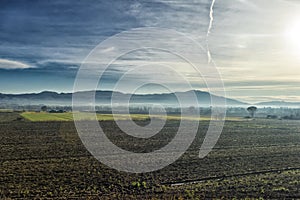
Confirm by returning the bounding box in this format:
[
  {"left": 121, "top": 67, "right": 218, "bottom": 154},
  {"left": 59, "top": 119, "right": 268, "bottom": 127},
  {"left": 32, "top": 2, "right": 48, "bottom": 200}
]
[
  {"left": 20, "top": 112, "right": 244, "bottom": 122},
  {"left": 21, "top": 112, "right": 151, "bottom": 122},
  {"left": 0, "top": 109, "right": 13, "bottom": 112},
  {"left": 21, "top": 112, "right": 74, "bottom": 121}
]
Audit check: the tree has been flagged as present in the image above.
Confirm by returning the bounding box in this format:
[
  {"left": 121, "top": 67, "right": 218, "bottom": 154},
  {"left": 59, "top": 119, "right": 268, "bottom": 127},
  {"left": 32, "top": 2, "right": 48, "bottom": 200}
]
[
  {"left": 41, "top": 105, "right": 48, "bottom": 112},
  {"left": 247, "top": 106, "right": 257, "bottom": 118}
]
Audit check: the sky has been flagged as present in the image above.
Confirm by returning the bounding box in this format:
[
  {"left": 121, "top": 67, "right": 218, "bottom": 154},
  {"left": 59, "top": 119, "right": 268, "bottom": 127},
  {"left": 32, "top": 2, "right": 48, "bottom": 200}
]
[{"left": 1, "top": 0, "right": 300, "bottom": 103}]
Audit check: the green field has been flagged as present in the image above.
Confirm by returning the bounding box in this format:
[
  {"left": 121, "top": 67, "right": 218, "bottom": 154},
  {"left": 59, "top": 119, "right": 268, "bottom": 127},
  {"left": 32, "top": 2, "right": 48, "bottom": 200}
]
[
  {"left": 21, "top": 112, "right": 154, "bottom": 121},
  {"left": 21, "top": 112, "right": 243, "bottom": 122},
  {"left": 0, "top": 109, "right": 13, "bottom": 113}
]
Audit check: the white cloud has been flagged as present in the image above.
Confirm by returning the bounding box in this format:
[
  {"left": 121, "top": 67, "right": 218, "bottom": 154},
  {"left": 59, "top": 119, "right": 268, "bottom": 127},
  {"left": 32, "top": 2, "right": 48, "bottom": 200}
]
[{"left": 0, "top": 59, "right": 32, "bottom": 69}]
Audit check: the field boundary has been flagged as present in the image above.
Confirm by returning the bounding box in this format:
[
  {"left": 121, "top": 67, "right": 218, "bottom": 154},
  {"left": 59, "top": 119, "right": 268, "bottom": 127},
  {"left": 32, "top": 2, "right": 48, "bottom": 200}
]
[{"left": 164, "top": 167, "right": 300, "bottom": 186}]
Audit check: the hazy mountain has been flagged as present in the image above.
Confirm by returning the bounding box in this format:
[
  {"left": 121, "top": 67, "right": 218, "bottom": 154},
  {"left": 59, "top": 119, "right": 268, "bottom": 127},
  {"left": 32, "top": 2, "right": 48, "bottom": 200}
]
[{"left": 0, "top": 90, "right": 248, "bottom": 107}]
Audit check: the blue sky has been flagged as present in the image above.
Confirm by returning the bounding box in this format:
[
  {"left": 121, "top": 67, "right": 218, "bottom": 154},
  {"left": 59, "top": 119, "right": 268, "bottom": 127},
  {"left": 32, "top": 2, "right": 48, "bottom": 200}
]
[{"left": 1, "top": 0, "right": 300, "bottom": 102}]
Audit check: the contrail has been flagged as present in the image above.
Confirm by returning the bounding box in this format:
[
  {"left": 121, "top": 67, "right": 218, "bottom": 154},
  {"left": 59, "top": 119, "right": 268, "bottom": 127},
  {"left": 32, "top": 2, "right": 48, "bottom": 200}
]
[
  {"left": 207, "top": 0, "right": 216, "bottom": 37},
  {"left": 206, "top": 0, "right": 216, "bottom": 64}
]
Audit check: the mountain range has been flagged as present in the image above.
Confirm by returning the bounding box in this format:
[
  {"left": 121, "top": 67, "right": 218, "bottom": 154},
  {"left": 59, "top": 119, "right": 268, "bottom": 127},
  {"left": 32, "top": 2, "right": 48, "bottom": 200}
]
[{"left": 0, "top": 90, "right": 299, "bottom": 107}]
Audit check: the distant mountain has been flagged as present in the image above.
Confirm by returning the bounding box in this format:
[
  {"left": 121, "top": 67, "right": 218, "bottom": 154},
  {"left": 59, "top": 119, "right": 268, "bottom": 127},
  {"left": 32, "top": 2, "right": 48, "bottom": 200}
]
[
  {"left": 0, "top": 91, "right": 72, "bottom": 106},
  {"left": 257, "top": 101, "right": 300, "bottom": 107},
  {"left": 0, "top": 90, "right": 248, "bottom": 107}
]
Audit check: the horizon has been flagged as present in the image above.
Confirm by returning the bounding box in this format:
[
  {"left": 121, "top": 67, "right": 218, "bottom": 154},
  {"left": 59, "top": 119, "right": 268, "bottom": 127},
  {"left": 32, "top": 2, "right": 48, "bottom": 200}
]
[{"left": 2, "top": 89, "right": 300, "bottom": 105}]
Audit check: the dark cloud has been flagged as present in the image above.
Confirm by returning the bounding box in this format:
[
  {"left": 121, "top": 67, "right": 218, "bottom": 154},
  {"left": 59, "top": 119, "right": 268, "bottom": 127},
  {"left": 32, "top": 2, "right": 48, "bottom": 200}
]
[{"left": 0, "top": 0, "right": 142, "bottom": 67}]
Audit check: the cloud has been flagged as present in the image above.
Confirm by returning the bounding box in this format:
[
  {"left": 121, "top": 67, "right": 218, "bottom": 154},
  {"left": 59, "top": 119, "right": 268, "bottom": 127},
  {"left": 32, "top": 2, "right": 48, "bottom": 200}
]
[
  {"left": 0, "top": 59, "right": 32, "bottom": 69},
  {"left": 0, "top": 0, "right": 299, "bottom": 102}
]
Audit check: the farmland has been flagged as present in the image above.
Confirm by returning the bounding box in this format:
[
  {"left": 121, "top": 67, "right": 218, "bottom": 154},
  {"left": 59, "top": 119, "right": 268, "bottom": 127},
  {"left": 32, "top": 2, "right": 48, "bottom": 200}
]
[
  {"left": 21, "top": 112, "right": 151, "bottom": 121},
  {"left": 0, "top": 112, "right": 300, "bottom": 199},
  {"left": 20, "top": 112, "right": 242, "bottom": 122}
]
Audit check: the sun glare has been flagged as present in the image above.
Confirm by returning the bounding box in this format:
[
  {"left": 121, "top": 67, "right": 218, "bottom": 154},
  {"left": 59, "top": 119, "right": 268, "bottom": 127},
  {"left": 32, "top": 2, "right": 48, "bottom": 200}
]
[{"left": 285, "top": 20, "right": 300, "bottom": 52}]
